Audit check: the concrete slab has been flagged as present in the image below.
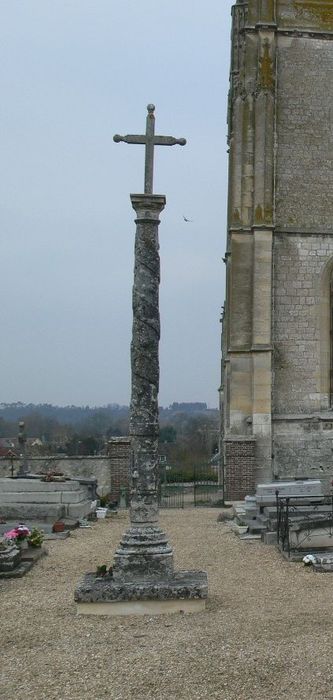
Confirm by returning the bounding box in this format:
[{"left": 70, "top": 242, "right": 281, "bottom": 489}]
[{"left": 77, "top": 598, "right": 205, "bottom": 616}]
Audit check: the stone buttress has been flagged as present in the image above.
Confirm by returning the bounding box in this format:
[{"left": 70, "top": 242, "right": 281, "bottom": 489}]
[{"left": 222, "top": 0, "right": 333, "bottom": 498}]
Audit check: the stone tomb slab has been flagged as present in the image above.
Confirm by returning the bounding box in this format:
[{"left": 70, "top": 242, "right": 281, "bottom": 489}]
[
  {"left": 75, "top": 570, "right": 208, "bottom": 617},
  {"left": 0, "top": 477, "right": 92, "bottom": 521},
  {"left": 256, "top": 480, "right": 323, "bottom": 505}
]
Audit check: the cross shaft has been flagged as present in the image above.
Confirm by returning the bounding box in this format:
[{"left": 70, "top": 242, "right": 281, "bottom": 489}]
[{"left": 114, "top": 104, "right": 186, "bottom": 194}]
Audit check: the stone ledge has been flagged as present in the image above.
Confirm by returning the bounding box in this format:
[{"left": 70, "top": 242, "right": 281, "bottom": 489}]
[
  {"left": 224, "top": 436, "right": 256, "bottom": 443},
  {"left": 75, "top": 570, "right": 208, "bottom": 613},
  {"left": 0, "top": 478, "right": 85, "bottom": 492}
]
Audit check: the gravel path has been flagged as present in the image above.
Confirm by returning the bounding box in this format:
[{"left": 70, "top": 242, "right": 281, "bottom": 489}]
[{"left": 1, "top": 508, "right": 333, "bottom": 700}]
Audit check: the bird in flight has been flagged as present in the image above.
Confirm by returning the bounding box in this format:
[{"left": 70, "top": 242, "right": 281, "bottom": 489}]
[{"left": 183, "top": 215, "right": 193, "bottom": 222}]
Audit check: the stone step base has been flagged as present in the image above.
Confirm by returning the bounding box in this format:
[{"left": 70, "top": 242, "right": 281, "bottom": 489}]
[{"left": 230, "top": 523, "right": 248, "bottom": 536}]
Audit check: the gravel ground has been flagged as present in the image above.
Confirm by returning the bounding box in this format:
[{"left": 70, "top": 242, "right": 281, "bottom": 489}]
[{"left": 1, "top": 508, "right": 333, "bottom": 700}]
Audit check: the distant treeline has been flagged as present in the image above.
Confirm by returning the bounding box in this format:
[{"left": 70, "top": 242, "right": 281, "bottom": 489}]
[
  {"left": 0, "top": 401, "right": 217, "bottom": 428},
  {"left": 0, "top": 402, "right": 219, "bottom": 466},
  {"left": 0, "top": 402, "right": 129, "bottom": 426}
]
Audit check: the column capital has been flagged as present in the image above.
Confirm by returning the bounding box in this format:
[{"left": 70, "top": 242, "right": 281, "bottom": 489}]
[{"left": 130, "top": 193, "right": 166, "bottom": 221}]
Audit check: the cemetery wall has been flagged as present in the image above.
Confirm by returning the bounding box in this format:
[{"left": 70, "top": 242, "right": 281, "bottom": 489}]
[{"left": 0, "top": 453, "right": 130, "bottom": 499}]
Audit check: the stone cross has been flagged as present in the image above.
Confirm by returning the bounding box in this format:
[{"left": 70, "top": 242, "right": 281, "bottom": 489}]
[
  {"left": 111, "top": 106, "right": 186, "bottom": 581},
  {"left": 113, "top": 104, "right": 186, "bottom": 194},
  {"left": 17, "top": 421, "right": 29, "bottom": 478},
  {"left": 74, "top": 106, "right": 208, "bottom": 615}
]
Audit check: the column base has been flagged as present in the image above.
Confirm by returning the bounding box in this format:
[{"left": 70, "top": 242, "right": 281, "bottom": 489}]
[
  {"left": 75, "top": 570, "right": 208, "bottom": 617},
  {"left": 112, "top": 525, "right": 174, "bottom": 581}
]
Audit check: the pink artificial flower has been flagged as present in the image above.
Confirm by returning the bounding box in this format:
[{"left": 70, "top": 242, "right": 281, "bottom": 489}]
[
  {"left": 4, "top": 524, "right": 30, "bottom": 540},
  {"left": 4, "top": 528, "right": 18, "bottom": 539}
]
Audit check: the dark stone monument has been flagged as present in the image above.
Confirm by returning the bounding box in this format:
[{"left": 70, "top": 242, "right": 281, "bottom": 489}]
[
  {"left": 17, "top": 421, "right": 29, "bottom": 478},
  {"left": 75, "top": 105, "right": 208, "bottom": 615}
]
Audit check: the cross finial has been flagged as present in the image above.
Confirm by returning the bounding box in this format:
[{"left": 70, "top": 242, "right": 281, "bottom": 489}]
[{"left": 114, "top": 104, "right": 186, "bottom": 195}]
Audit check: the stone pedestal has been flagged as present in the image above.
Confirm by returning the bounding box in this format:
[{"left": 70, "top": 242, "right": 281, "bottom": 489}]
[{"left": 75, "top": 571, "right": 208, "bottom": 616}]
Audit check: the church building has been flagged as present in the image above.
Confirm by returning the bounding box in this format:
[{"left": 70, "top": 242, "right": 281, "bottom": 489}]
[{"left": 221, "top": 0, "right": 333, "bottom": 499}]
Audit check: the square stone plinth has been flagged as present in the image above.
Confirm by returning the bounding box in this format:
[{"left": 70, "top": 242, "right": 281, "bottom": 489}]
[{"left": 75, "top": 570, "right": 208, "bottom": 616}]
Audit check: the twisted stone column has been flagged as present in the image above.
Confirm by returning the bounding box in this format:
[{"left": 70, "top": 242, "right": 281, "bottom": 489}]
[{"left": 113, "top": 194, "right": 174, "bottom": 582}]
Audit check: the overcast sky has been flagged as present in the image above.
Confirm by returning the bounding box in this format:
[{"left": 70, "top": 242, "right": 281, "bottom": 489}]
[{"left": 1, "top": 0, "right": 233, "bottom": 409}]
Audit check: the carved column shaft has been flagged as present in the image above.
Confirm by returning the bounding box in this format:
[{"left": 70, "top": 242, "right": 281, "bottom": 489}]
[
  {"left": 112, "top": 194, "right": 174, "bottom": 582},
  {"left": 129, "top": 194, "right": 164, "bottom": 526}
]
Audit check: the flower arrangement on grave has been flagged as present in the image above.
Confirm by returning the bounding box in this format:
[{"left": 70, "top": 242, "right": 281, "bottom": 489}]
[
  {"left": 41, "top": 470, "right": 66, "bottom": 482},
  {"left": 27, "top": 527, "right": 44, "bottom": 548},
  {"left": 4, "top": 524, "right": 31, "bottom": 543}
]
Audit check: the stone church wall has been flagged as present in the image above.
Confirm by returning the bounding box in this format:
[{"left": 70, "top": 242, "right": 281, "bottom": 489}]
[
  {"left": 222, "top": 1, "right": 333, "bottom": 492},
  {"left": 277, "top": 1, "right": 333, "bottom": 33},
  {"left": 272, "top": 29, "right": 333, "bottom": 480},
  {"left": 276, "top": 35, "right": 333, "bottom": 233},
  {"left": 273, "top": 417, "right": 333, "bottom": 487},
  {"left": 273, "top": 233, "right": 333, "bottom": 414}
]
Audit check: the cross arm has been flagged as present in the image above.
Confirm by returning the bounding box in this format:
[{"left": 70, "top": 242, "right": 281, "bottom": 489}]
[
  {"left": 113, "top": 134, "right": 186, "bottom": 147},
  {"left": 153, "top": 136, "right": 186, "bottom": 146},
  {"left": 113, "top": 134, "right": 146, "bottom": 144}
]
